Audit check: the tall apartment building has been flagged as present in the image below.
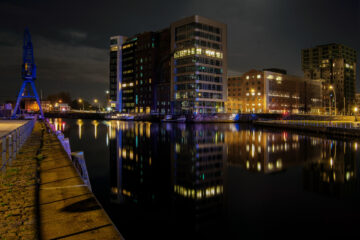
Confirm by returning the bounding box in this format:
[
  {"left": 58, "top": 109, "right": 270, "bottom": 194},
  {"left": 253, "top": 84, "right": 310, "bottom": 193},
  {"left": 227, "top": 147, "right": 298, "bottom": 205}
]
[
  {"left": 120, "top": 30, "right": 171, "bottom": 114},
  {"left": 171, "top": 16, "right": 227, "bottom": 114},
  {"left": 226, "top": 69, "right": 323, "bottom": 114},
  {"left": 109, "top": 36, "right": 127, "bottom": 111},
  {"left": 301, "top": 43, "right": 357, "bottom": 114},
  {"left": 109, "top": 15, "right": 227, "bottom": 114}
]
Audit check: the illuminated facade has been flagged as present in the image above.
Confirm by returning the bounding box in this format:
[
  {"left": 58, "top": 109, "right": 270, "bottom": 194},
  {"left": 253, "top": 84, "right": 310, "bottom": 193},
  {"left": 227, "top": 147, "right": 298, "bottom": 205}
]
[
  {"left": 120, "top": 30, "right": 171, "bottom": 114},
  {"left": 110, "top": 16, "right": 227, "bottom": 114},
  {"left": 109, "top": 35, "right": 127, "bottom": 111},
  {"left": 226, "top": 69, "right": 323, "bottom": 114},
  {"left": 302, "top": 43, "right": 357, "bottom": 114},
  {"left": 171, "top": 15, "right": 227, "bottom": 114}
]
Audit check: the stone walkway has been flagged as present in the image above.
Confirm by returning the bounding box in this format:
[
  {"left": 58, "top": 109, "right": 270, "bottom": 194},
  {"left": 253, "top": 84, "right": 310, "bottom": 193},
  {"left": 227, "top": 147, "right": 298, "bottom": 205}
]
[
  {"left": 0, "top": 122, "right": 123, "bottom": 240},
  {"left": 0, "top": 122, "right": 42, "bottom": 240}
]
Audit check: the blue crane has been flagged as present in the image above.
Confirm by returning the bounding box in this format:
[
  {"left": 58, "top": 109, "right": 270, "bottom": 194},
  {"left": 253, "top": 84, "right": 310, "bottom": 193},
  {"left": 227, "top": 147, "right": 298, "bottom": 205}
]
[{"left": 12, "top": 28, "right": 44, "bottom": 119}]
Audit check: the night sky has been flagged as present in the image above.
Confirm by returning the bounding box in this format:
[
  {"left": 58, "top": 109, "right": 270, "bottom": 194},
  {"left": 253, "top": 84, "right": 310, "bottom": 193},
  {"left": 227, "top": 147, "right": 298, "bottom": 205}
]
[{"left": 0, "top": 0, "right": 359, "bottom": 104}]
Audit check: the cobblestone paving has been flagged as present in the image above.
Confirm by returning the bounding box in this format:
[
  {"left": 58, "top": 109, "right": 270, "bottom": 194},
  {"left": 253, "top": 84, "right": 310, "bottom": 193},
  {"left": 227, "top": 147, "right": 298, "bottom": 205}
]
[{"left": 0, "top": 122, "right": 43, "bottom": 240}]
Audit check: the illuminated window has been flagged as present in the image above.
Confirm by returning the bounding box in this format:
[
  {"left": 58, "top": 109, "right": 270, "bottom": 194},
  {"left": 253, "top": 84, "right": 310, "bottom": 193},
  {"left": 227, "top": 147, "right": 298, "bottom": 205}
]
[
  {"left": 257, "top": 74, "right": 261, "bottom": 79},
  {"left": 110, "top": 46, "right": 118, "bottom": 51}
]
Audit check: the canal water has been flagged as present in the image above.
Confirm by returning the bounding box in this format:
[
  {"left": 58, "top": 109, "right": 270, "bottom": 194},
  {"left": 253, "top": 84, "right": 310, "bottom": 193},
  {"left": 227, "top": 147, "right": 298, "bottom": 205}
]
[{"left": 52, "top": 118, "right": 360, "bottom": 239}]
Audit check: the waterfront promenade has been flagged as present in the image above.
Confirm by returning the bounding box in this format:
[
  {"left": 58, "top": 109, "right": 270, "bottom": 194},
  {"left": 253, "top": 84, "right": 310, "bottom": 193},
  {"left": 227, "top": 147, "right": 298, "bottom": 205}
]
[
  {"left": 255, "top": 119, "right": 360, "bottom": 138},
  {"left": 0, "top": 120, "right": 28, "bottom": 137},
  {"left": 0, "top": 121, "right": 123, "bottom": 239}
]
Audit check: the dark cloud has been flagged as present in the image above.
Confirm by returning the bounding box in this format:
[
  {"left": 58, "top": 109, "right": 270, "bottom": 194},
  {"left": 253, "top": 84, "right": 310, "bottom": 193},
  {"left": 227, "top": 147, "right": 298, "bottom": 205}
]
[{"left": 0, "top": 0, "right": 359, "bottom": 103}]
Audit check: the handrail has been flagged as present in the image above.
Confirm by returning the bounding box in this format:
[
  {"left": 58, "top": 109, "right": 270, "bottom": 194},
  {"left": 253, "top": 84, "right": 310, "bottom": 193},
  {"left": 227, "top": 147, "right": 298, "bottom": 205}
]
[
  {"left": 1, "top": 119, "right": 35, "bottom": 172},
  {"left": 44, "top": 118, "right": 92, "bottom": 190}
]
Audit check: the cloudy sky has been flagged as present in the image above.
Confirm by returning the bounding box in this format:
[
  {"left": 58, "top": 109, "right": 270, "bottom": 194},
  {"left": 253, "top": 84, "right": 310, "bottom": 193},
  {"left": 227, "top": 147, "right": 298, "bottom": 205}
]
[{"left": 0, "top": 0, "right": 359, "bottom": 103}]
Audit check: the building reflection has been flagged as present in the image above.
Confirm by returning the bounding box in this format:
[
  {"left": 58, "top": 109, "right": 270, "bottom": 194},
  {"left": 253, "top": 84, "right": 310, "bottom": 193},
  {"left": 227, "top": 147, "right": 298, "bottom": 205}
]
[
  {"left": 223, "top": 124, "right": 360, "bottom": 198},
  {"left": 109, "top": 121, "right": 166, "bottom": 205},
  {"left": 303, "top": 140, "right": 360, "bottom": 198},
  {"left": 49, "top": 118, "right": 66, "bottom": 132},
  {"left": 171, "top": 124, "right": 225, "bottom": 234},
  {"left": 225, "top": 125, "right": 320, "bottom": 173},
  {"left": 108, "top": 122, "right": 226, "bottom": 234}
]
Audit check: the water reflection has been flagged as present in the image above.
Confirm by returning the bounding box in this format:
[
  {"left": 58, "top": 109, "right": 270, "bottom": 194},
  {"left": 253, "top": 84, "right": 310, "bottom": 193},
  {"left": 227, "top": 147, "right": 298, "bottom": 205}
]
[
  {"left": 76, "top": 119, "right": 83, "bottom": 139},
  {"left": 92, "top": 120, "right": 99, "bottom": 139},
  {"left": 57, "top": 119, "right": 360, "bottom": 238}
]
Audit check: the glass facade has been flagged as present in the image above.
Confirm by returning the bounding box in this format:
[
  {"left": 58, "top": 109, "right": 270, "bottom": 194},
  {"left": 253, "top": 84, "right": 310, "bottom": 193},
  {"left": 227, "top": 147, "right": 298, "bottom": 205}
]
[{"left": 171, "top": 16, "right": 227, "bottom": 114}]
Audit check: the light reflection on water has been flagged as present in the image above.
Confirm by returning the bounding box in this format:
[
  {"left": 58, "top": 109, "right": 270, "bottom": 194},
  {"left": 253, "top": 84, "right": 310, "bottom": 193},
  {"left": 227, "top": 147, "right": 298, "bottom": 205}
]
[{"left": 57, "top": 118, "right": 360, "bottom": 239}]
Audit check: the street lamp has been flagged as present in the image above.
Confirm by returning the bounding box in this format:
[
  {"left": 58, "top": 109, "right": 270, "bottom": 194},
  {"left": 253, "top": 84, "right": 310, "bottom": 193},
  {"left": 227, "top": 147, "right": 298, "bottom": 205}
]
[
  {"left": 329, "top": 85, "right": 336, "bottom": 116},
  {"left": 94, "top": 99, "right": 100, "bottom": 111},
  {"left": 105, "top": 90, "right": 110, "bottom": 109},
  {"left": 354, "top": 107, "right": 358, "bottom": 121},
  {"left": 78, "top": 98, "right": 84, "bottom": 110}
]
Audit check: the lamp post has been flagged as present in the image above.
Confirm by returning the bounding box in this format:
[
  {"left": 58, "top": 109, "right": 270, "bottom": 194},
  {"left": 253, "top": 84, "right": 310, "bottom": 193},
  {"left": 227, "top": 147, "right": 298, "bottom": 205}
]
[
  {"left": 94, "top": 99, "right": 100, "bottom": 111},
  {"left": 354, "top": 107, "right": 358, "bottom": 121},
  {"left": 78, "top": 98, "right": 84, "bottom": 111},
  {"left": 329, "top": 85, "right": 336, "bottom": 116},
  {"left": 105, "top": 90, "right": 110, "bottom": 110}
]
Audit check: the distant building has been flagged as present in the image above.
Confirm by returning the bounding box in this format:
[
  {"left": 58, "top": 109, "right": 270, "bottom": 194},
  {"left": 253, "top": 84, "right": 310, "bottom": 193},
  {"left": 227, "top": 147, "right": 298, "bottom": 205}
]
[
  {"left": 226, "top": 69, "right": 323, "bottom": 114},
  {"left": 109, "top": 35, "right": 128, "bottom": 111},
  {"left": 41, "top": 101, "right": 52, "bottom": 112},
  {"left": 25, "top": 100, "right": 40, "bottom": 112},
  {"left": 109, "top": 15, "right": 227, "bottom": 114},
  {"left": 0, "top": 103, "right": 12, "bottom": 118},
  {"left": 301, "top": 43, "right": 357, "bottom": 114}
]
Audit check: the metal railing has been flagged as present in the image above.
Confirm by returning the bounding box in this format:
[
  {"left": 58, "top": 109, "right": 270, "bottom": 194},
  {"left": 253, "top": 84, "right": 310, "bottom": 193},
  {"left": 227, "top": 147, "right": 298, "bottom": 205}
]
[
  {"left": 44, "top": 119, "right": 92, "bottom": 190},
  {"left": 1, "top": 119, "right": 35, "bottom": 172}
]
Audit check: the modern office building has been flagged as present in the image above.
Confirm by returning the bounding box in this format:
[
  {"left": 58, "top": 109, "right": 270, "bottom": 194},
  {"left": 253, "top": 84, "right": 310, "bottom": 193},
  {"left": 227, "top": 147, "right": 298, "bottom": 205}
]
[
  {"left": 109, "top": 35, "right": 127, "bottom": 111},
  {"left": 171, "top": 15, "right": 227, "bottom": 114},
  {"left": 226, "top": 69, "right": 323, "bottom": 114},
  {"left": 301, "top": 43, "right": 357, "bottom": 114},
  {"left": 117, "top": 30, "right": 171, "bottom": 114},
  {"left": 121, "top": 32, "right": 161, "bottom": 114},
  {"left": 109, "top": 15, "right": 227, "bottom": 114}
]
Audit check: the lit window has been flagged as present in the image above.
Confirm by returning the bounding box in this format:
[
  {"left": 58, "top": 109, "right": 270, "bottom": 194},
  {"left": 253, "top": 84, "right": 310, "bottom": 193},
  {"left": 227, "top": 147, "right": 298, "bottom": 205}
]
[
  {"left": 246, "top": 76, "right": 249, "bottom": 80},
  {"left": 257, "top": 74, "right": 261, "bottom": 79},
  {"left": 110, "top": 46, "right": 118, "bottom": 51}
]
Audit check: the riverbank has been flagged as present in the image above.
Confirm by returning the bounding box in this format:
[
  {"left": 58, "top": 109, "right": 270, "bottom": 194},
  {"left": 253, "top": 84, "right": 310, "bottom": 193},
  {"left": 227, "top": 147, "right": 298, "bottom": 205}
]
[
  {"left": 0, "top": 121, "right": 123, "bottom": 239},
  {"left": 255, "top": 120, "right": 360, "bottom": 138}
]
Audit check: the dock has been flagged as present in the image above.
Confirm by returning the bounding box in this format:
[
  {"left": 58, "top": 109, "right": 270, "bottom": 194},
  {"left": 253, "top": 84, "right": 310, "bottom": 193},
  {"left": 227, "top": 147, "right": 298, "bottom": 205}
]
[{"left": 0, "top": 121, "right": 123, "bottom": 240}]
